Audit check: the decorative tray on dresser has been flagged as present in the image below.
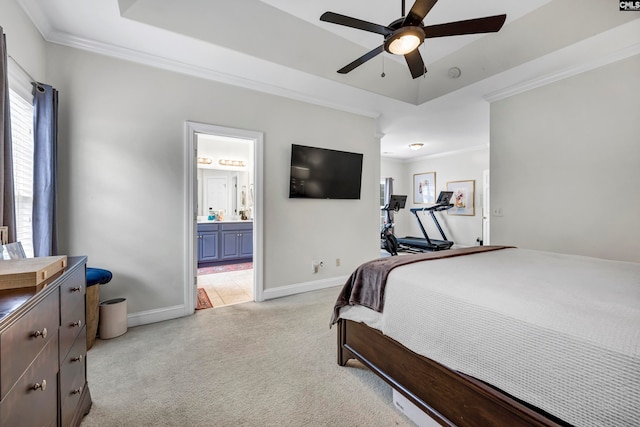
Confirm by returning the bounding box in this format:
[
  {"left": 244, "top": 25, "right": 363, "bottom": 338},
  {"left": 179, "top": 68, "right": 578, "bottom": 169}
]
[{"left": 0, "top": 256, "right": 92, "bottom": 426}]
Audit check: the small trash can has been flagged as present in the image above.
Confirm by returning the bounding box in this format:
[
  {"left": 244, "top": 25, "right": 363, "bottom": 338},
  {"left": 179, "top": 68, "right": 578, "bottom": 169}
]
[{"left": 99, "top": 298, "right": 128, "bottom": 339}]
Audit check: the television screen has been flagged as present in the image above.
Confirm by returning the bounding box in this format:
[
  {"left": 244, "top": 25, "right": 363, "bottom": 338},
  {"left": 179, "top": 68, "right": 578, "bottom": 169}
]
[{"left": 289, "top": 144, "right": 363, "bottom": 199}]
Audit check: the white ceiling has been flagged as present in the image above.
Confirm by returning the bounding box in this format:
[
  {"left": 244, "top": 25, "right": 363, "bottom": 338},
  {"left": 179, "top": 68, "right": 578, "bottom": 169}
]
[{"left": 17, "top": 0, "right": 640, "bottom": 159}]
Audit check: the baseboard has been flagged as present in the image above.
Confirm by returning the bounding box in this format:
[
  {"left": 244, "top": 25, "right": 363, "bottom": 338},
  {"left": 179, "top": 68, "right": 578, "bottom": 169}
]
[
  {"left": 125, "top": 276, "right": 347, "bottom": 327},
  {"left": 262, "top": 275, "right": 348, "bottom": 301},
  {"left": 126, "top": 304, "right": 186, "bottom": 328}
]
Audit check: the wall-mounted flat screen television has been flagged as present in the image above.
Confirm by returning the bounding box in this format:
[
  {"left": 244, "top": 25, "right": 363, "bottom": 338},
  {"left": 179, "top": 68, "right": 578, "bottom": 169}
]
[{"left": 289, "top": 144, "right": 363, "bottom": 200}]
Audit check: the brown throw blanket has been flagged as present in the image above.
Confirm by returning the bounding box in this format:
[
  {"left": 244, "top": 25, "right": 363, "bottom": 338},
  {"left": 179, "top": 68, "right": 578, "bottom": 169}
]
[{"left": 330, "top": 246, "right": 513, "bottom": 326}]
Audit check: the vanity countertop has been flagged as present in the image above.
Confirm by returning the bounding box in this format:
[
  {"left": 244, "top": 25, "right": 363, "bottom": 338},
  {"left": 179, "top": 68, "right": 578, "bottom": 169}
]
[{"left": 197, "top": 219, "right": 253, "bottom": 224}]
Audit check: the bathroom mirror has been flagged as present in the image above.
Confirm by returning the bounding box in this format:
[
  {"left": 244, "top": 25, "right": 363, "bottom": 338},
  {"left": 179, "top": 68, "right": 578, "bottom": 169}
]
[
  {"left": 197, "top": 169, "right": 250, "bottom": 219},
  {"left": 196, "top": 133, "right": 254, "bottom": 221}
]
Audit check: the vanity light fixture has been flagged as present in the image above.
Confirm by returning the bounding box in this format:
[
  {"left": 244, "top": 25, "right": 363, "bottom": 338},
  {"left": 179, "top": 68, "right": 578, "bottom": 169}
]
[
  {"left": 409, "top": 143, "right": 424, "bottom": 151},
  {"left": 219, "top": 159, "right": 246, "bottom": 167},
  {"left": 197, "top": 157, "right": 212, "bottom": 164}
]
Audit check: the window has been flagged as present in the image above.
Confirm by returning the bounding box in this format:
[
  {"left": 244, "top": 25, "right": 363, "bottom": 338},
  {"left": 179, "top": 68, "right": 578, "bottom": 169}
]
[{"left": 9, "top": 87, "right": 35, "bottom": 257}]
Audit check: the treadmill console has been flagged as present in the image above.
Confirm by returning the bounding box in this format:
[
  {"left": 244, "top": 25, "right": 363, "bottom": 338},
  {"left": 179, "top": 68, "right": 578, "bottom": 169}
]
[
  {"left": 436, "top": 191, "right": 454, "bottom": 205},
  {"left": 387, "top": 195, "right": 407, "bottom": 211}
]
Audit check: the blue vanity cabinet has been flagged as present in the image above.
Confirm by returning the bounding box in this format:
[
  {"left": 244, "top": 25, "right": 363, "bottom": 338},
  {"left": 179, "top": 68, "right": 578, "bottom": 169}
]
[
  {"left": 197, "top": 223, "right": 219, "bottom": 263},
  {"left": 220, "top": 222, "right": 253, "bottom": 262}
]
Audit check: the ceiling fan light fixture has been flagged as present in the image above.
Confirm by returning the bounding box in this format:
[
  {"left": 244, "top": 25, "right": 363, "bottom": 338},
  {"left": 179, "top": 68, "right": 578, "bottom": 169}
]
[{"left": 385, "top": 27, "right": 424, "bottom": 55}]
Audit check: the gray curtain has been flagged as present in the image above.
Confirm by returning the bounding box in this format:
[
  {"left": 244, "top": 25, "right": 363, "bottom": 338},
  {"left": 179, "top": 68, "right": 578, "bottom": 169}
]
[
  {"left": 0, "top": 26, "right": 17, "bottom": 243},
  {"left": 32, "top": 83, "right": 58, "bottom": 256},
  {"left": 384, "top": 177, "right": 394, "bottom": 227}
]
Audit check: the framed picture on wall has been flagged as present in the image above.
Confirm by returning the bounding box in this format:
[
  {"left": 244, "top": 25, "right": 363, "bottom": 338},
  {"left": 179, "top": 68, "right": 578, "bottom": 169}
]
[
  {"left": 447, "top": 180, "right": 475, "bottom": 216},
  {"left": 413, "top": 172, "right": 436, "bottom": 204}
]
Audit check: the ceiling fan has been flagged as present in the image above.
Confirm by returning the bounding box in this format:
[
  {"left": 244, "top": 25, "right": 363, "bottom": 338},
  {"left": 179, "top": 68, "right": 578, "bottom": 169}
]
[{"left": 320, "top": 0, "right": 506, "bottom": 79}]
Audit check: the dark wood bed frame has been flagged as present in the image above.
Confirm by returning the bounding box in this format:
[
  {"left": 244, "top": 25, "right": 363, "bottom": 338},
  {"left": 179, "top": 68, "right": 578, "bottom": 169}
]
[{"left": 337, "top": 318, "right": 567, "bottom": 427}]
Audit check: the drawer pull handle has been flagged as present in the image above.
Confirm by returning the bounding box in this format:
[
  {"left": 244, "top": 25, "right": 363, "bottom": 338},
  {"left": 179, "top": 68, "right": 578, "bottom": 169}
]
[
  {"left": 71, "top": 320, "right": 83, "bottom": 328},
  {"left": 71, "top": 286, "right": 82, "bottom": 292},
  {"left": 71, "top": 387, "right": 83, "bottom": 395},
  {"left": 32, "top": 328, "right": 48, "bottom": 339},
  {"left": 32, "top": 380, "right": 47, "bottom": 391},
  {"left": 71, "top": 355, "right": 83, "bottom": 362}
]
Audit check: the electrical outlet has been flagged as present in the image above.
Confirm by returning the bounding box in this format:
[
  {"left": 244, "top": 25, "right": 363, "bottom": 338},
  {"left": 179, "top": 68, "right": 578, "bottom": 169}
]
[{"left": 336, "top": 258, "right": 341, "bottom": 267}]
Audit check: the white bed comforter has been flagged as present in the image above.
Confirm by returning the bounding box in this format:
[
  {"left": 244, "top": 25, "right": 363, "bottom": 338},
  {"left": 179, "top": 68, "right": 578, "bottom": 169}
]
[{"left": 339, "top": 248, "right": 640, "bottom": 427}]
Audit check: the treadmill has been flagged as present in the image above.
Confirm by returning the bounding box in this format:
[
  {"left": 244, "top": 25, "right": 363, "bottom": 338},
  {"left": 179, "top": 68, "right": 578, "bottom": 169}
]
[{"left": 397, "top": 191, "right": 454, "bottom": 252}]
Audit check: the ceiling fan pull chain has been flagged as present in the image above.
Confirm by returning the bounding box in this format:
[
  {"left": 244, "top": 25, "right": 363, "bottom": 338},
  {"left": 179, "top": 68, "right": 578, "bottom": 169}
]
[{"left": 381, "top": 56, "right": 386, "bottom": 78}]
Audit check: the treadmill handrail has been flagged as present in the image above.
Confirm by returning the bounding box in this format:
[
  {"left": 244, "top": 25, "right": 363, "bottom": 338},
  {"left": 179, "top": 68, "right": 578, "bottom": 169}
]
[{"left": 409, "top": 203, "right": 453, "bottom": 213}]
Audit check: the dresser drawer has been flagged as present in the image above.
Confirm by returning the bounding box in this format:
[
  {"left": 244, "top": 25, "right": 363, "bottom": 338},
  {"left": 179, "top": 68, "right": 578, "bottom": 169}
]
[
  {"left": 0, "top": 289, "right": 59, "bottom": 399},
  {"left": 59, "top": 301, "right": 85, "bottom": 362},
  {"left": 0, "top": 332, "right": 59, "bottom": 427},
  {"left": 59, "top": 264, "right": 85, "bottom": 315},
  {"left": 60, "top": 326, "right": 86, "bottom": 414}
]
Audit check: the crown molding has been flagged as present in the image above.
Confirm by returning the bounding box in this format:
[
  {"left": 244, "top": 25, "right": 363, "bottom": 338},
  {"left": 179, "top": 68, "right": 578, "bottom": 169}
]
[
  {"left": 484, "top": 30, "right": 640, "bottom": 103},
  {"left": 402, "top": 144, "right": 489, "bottom": 162},
  {"left": 18, "top": 0, "right": 383, "bottom": 121},
  {"left": 46, "top": 30, "right": 383, "bottom": 120}
]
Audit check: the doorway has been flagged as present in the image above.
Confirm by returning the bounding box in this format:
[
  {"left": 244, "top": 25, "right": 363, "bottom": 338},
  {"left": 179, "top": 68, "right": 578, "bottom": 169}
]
[
  {"left": 197, "top": 134, "right": 252, "bottom": 308},
  {"left": 184, "top": 122, "right": 264, "bottom": 315}
]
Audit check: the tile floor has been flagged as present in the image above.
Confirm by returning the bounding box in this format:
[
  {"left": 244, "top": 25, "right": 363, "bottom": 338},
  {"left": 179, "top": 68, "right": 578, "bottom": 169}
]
[{"left": 197, "top": 268, "right": 253, "bottom": 308}]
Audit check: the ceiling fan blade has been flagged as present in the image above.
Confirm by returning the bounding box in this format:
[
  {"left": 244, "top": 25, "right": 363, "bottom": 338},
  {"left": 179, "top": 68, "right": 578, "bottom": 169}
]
[
  {"left": 320, "top": 12, "right": 392, "bottom": 36},
  {"left": 403, "top": 0, "right": 438, "bottom": 27},
  {"left": 337, "top": 45, "right": 385, "bottom": 74},
  {"left": 423, "top": 14, "right": 506, "bottom": 38},
  {"left": 404, "top": 49, "right": 426, "bottom": 79}
]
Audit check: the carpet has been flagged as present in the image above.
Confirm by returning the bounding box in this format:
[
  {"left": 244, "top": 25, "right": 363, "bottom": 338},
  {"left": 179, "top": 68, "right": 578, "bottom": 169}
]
[
  {"left": 195, "top": 288, "right": 213, "bottom": 310},
  {"left": 197, "top": 261, "right": 252, "bottom": 275},
  {"left": 81, "top": 286, "right": 414, "bottom": 426}
]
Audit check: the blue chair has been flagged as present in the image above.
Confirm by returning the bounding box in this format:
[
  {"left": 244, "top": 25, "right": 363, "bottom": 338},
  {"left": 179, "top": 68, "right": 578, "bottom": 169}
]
[
  {"left": 86, "top": 267, "right": 113, "bottom": 350},
  {"left": 86, "top": 267, "right": 112, "bottom": 287}
]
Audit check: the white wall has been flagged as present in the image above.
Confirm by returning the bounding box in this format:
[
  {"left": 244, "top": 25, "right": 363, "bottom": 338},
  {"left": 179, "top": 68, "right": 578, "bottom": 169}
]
[
  {"left": 12, "top": 40, "right": 379, "bottom": 320},
  {"left": 382, "top": 148, "right": 489, "bottom": 247},
  {"left": 1, "top": 0, "right": 46, "bottom": 82},
  {"left": 491, "top": 55, "right": 640, "bottom": 262},
  {"left": 380, "top": 157, "right": 407, "bottom": 199},
  {"left": 3, "top": 0, "right": 379, "bottom": 324}
]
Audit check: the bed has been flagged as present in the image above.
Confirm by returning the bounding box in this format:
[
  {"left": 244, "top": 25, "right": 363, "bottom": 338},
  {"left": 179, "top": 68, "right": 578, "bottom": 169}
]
[{"left": 332, "top": 246, "right": 640, "bottom": 427}]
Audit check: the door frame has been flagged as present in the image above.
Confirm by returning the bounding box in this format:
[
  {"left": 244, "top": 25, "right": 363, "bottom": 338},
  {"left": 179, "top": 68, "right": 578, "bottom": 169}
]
[
  {"left": 184, "top": 121, "right": 264, "bottom": 315},
  {"left": 482, "top": 169, "right": 490, "bottom": 245}
]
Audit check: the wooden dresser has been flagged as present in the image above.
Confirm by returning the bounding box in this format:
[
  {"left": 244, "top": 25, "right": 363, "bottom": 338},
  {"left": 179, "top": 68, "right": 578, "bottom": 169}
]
[{"left": 0, "top": 256, "right": 92, "bottom": 426}]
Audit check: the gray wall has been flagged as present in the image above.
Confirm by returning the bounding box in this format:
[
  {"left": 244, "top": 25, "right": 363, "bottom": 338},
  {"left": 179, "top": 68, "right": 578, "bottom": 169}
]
[
  {"left": 490, "top": 55, "right": 640, "bottom": 262},
  {"left": 3, "top": 0, "right": 380, "bottom": 322},
  {"left": 43, "top": 44, "right": 380, "bottom": 317},
  {"left": 382, "top": 149, "right": 489, "bottom": 248},
  {"left": 1, "top": 0, "right": 46, "bottom": 81}
]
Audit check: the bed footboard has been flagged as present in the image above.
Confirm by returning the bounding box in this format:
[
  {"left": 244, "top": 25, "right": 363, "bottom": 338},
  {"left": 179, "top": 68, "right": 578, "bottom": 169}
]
[{"left": 337, "top": 318, "right": 564, "bottom": 427}]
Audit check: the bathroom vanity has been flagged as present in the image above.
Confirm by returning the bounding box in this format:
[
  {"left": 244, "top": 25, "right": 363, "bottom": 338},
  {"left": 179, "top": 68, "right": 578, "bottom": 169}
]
[{"left": 197, "top": 221, "right": 253, "bottom": 267}]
